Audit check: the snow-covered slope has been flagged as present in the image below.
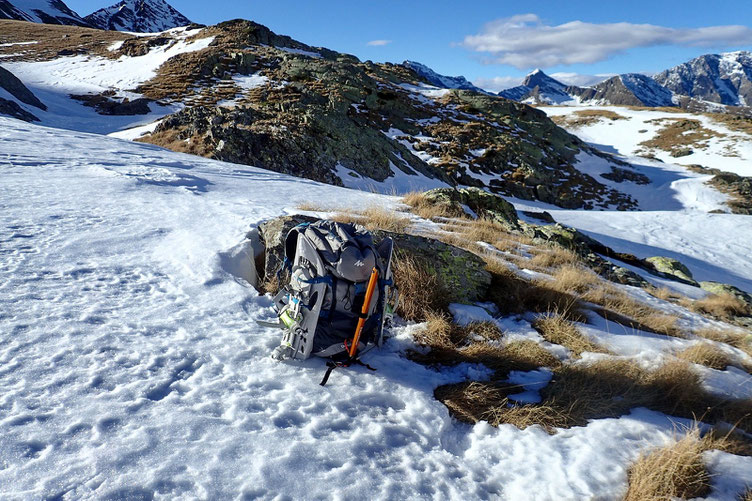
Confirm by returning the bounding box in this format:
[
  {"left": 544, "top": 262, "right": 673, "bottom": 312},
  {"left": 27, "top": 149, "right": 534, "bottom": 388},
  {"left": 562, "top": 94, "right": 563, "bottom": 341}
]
[
  {"left": 655, "top": 51, "right": 752, "bottom": 107},
  {"left": 499, "top": 69, "right": 574, "bottom": 104},
  {"left": 541, "top": 105, "right": 752, "bottom": 179},
  {"left": 0, "top": 27, "right": 211, "bottom": 133},
  {"left": 2, "top": 115, "right": 751, "bottom": 500},
  {"left": 84, "top": 0, "right": 191, "bottom": 33},
  {"left": 0, "top": 0, "right": 89, "bottom": 26},
  {"left": 402, "top": 60, "right": 486, "bottom": 93}
]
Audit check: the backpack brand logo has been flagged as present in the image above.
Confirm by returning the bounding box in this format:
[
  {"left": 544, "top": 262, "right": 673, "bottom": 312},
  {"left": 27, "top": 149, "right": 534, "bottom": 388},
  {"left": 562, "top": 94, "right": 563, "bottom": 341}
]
[{"left": 354, "top": 260, "right": 365, "bottom": 267}]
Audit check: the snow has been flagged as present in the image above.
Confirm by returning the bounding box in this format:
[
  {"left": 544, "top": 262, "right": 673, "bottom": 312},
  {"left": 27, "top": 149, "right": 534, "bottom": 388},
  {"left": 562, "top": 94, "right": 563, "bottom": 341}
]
[
  {"left": 232, "top": 72, "right": 268, "bottom": 90},
  {"left": 704, "top": 450, "right": 752, "bottom": 501},
  {"left": 399, "top": 82, "right": 451, "bottom": 100},
  {"left": 276, "top": 46, "right": 322, "bottom": 58},
  {"left": 334, "top": 159, "right": 451, "bottom": 194},
  {"left": 107, "top": 119, "right": 163, "bottom": 140},
  {"left": 2, "top": 115, "right": 751, "bottom": 499},
  {"left": 4, "top": 36, "right": 215, "bottom": 95},
  {"left": 0, "top": 41, "right": 38, "bottom": 47}
]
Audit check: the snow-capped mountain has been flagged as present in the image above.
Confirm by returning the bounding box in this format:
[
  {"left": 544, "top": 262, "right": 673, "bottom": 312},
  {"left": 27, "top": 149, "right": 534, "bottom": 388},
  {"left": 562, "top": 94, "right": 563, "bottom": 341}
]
[
  {"left": 571, "top": 73, "right": 675, "bottom": 107},
  {"left": 84, "top": 0, "right": 190, "bottom": 32},
  {"left": 0, "top": 0, "right": 89, "bottom": 26},
  {"left": 654, "top": 51, "right": 752, "bottom": 107},
  {"left": 402, "top": 60, "right": 486, "bottom": 93},
  {"left": 498, "top": 70, "right": 675, "bottom": 107},
  {"left": 498, "top": 69, "right": 573, "bottom": 104}
]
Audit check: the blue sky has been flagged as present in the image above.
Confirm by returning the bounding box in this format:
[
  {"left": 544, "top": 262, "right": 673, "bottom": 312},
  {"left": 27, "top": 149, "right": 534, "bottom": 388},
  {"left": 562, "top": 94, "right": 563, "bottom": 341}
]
[{"left": 67, "top": 0, "right": 752, "bottom": 91}]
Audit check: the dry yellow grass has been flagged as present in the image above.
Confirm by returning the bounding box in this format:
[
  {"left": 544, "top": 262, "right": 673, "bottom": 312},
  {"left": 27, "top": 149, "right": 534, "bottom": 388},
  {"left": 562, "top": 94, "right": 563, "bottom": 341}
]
[
  {"left": 443, "top": 217, "right": 509, "bottom": 246},
  {"left": 624, "top": 428, "right": 716, "bottom": 501},
  {"left": 528, "top": 247, "right": 581, "bottom": 270},
  {"left": 485, "top": 263, "right": 587, "bottom": 323},
  {"left": 411, "top": 310, "right": 560, "bottom": 377},
  {"left": 549, "top": 265, "right": 601, "bottom": 294},
  {"left": 694, "top": 328, "right": 752, "bottom": 360},
  {"left": 677, "top": 342, "right": 733, "bottom": 370},
  {"left": 640, "top": 118, "right": 722, "bottom": 158},
  {"left": 333, "top": 206, "right": 411, "bottom": 233},
  {"left": 434, "top": 342, "right": 752, "bottom": 433},
  {"left": 391, "top": 253, "right": 448, "bottom": 321},
  {"left": 583, "top": 284, "right": 683, "bottom": 337},
  {"left": 533, "top": 313, "right": 609, "bottom": 357},
  {"left": 402, "top": 191, "right": 464, "bottom": 220},
  {"left": 648, "top": 286, "right": 683, "bottom": 302},
  {"left": 687, "top": 293, "right": 751, "bottom": 320},
  {"left": 435, "top": 381, "right": 573, "bottom": 430},
  {"left": 295, "top": 202, "right": 327, "bottom": 212},
  {"left": 552, "top": 109, "right": 629, "bottom": 128}
]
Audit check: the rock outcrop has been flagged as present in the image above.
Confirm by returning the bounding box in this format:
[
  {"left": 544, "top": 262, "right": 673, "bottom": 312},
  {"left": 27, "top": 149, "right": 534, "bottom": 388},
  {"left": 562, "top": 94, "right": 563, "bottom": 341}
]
[
  {"left": 0, "top": 65, "right": 46, "bottom": 110},
  {"left": 132, "top": 20, "right": 641, "bottom": 210}
]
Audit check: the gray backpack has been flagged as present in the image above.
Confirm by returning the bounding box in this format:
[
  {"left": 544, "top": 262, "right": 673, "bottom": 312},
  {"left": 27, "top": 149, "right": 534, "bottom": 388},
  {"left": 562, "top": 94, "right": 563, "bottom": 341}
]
[{"left": 270, "top": 220, "right": 395, "bottom": 362}]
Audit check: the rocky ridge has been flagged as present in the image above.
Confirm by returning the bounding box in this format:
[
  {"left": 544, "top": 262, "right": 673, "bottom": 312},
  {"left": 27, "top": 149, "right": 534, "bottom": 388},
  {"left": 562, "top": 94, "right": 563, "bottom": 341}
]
[
  {"left": 402, "top": 60, "right": 487, "bottom": 94},
  {"left": 84, "top": 0, "right": 191, "bottom": 32}
]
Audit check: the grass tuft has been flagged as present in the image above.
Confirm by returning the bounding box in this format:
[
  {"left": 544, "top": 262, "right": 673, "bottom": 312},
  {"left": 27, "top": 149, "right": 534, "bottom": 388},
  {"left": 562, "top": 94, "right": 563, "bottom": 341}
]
[
  {"left": 333, "top": 206, "right": 411, "bottom": 233},
  {"left": 677, "top": 342, "right": 733, "bottom": 370},
  {"left": 392, "top": 253, "right": 448, "bottom": 321},
  {"left": 532, "top": 313, "right": 609, "bottom": 357},
  {"left": 624, "top": 427, "right": 714, "bottom": 501}
]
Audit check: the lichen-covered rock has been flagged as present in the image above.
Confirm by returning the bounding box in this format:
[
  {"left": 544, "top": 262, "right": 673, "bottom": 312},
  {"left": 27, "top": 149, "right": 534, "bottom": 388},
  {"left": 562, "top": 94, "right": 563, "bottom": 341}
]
[
  {"left": 525, "top": 223, "right": 602, "bottom": 252},
  {"left": 422, "top": 187, "right": 520, "bottom": 230},
  {"left": 645, "top": 256, "right": 697, "bottom": 285},
  {"left": 699, "top": 281, "right": 752, "bottom": 307},
  {"left": 609, "top": 266, "right": 650, "bottom": 288},
  {"left": 372, "top": 230, "right": 491, "bottom": 304}
]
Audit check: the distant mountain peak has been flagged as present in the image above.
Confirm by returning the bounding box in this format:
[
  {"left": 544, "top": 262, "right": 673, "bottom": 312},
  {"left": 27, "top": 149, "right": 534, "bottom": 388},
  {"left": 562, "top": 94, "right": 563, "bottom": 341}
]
[
  {"left": 499, "top": 70, "right": 572, "bottom": 104},
  {"left": 0, "top": 0, "right": 91, "bottom": 26},
  {"left": 84, "top": 0, "right": 191, "bottom": 32},
  {"left": 402, "top": 60, "right": 486, "bottom": 93},
  {"left": 521, "top": 69, "right": 566, "bottom": 91}
]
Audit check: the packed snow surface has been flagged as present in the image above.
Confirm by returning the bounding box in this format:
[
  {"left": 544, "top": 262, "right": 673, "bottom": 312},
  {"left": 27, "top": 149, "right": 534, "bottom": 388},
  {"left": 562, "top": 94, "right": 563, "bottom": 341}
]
[{"left": 3, "top": 117, "right": 751, "bottom": 499}]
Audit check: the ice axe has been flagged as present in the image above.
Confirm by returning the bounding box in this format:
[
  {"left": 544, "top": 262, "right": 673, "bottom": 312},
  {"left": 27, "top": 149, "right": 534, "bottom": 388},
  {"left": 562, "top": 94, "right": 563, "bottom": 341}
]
[{"left": 319, "top": 266, "right": 379, "bottom": 386}]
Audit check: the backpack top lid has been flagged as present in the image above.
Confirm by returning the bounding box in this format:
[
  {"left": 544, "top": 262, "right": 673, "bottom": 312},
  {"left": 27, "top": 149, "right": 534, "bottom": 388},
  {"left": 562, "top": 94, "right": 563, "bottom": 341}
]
[{"left": 286, "top": 220, "right": 377, "bottom": 283}]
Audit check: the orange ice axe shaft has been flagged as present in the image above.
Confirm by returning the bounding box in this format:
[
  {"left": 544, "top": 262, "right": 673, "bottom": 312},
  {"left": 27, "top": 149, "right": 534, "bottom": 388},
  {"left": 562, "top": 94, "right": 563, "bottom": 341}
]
[{"left": 349, "top": 267, "right": 379, "bottom": 358}]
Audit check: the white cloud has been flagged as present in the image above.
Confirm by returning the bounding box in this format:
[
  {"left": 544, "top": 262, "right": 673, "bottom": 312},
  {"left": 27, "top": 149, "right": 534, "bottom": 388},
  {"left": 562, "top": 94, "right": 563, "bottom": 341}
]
[
  {"left": 367, "top": 39, "right": 392, "bottom": 46},
  {"left": 473, "top": 76, "right": 523, "bottom": 93},
  {"left": 549, "top": 72, "right": 614, "bottom": 87},
  {"left": 462, "top": 14, "right": 752, "bottom": 68}
]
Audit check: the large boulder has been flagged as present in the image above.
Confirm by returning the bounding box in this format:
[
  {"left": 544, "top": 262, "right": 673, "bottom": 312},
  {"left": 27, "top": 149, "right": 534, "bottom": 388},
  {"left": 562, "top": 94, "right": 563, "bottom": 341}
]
[
  {"left": 373, "top": 230, "right": 491, "bottom": 304},
  {"left": 422, "top": 187, "right": 521, "bottom": 230},
  {"left": 256, "top": 215, "right": 491, "bottom": 304},
  {"left": 699, "top": 281, "right": 752, "bottom": 308},
  {"left": 645, "top": 256, "right": 697, "bottom": 285},
  {"left": 0, "top": 66, "right": 46, "bottom": 110},
  {"left": 0, "top": 98, "right": 39, "bottom": 122}
]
